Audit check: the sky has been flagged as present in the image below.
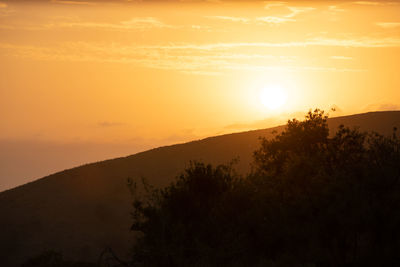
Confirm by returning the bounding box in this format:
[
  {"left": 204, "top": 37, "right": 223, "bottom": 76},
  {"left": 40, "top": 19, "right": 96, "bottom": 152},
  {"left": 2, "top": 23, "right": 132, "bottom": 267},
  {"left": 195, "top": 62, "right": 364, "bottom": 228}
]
[{"left": 1, "top": 0, "right": 400, "bottom": 191}]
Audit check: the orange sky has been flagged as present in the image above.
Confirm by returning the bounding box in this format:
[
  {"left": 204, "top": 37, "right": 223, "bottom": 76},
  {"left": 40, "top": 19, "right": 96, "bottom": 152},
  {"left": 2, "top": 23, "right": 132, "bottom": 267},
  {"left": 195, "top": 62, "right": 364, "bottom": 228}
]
[{"left": 1, "top": 0, "right": 400, "bottom": 190}]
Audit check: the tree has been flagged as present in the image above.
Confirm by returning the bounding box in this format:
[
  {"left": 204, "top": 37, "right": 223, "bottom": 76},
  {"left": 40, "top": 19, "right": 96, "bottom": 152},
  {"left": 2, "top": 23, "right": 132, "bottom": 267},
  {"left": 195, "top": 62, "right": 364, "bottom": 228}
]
[{"left": 130, "top": 109, "right": 400, "bottom": 266}]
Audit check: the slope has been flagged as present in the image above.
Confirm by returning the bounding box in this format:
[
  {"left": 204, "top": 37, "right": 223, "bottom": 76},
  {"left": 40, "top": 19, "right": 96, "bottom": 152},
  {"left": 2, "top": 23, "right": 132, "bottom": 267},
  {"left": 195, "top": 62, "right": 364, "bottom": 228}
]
[{"left": 0, "top": 111, "right": 399, "bottom": 266}]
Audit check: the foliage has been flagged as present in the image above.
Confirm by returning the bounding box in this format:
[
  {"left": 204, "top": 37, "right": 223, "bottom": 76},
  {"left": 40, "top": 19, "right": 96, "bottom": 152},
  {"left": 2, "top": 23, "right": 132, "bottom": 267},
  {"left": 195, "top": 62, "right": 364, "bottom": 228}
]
[
  {"left": 130, "top": 109, "right": 400, "bottom": 266},
  {"left": 21, "top": 251, "right": 97, "bottom": 267}
]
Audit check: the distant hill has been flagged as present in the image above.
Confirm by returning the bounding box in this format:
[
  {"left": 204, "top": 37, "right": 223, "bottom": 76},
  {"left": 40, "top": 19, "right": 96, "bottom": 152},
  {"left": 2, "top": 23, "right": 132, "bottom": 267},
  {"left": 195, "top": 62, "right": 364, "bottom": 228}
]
[{"left": 0, "top": 111, "right": 399, "bottom": 266}]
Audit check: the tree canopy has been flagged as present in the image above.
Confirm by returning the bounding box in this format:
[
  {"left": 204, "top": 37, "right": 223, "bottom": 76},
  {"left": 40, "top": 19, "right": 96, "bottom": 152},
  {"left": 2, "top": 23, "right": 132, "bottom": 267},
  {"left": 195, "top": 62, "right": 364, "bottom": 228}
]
[{"left": 130, "top": 109, "right": 400, "bottom": 266}]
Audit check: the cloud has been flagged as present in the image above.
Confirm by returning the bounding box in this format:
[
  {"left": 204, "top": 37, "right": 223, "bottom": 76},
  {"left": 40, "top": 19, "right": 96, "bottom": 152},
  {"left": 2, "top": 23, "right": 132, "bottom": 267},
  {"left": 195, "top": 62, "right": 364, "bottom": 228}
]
[
  {"left": 376, "top": 22, "right": 400, "bottom": 29},
  {"left": 265, "top": 6, "right": 316, "bottom": 24},
  {"left": 353, "top": 1, "right": 400, "bottom": 6},
  {"left": 264, "top": 1, "right": 286, "bottom": 9},
  {"left": 256, "top": 16, "right": 294, "bottom": 24},
  {"left": 5, "top": 36, "right": 397, "bottom": 75},
  {"left": 3, "top": 37, "right": 400, "bottom": 56},
  {"left": 0, "top": 2, "right": 7, "bottom": 8},
  {"left": 206, "top": 16, "right": 250, "bottom": 23},
  {"left": 0, "top": 25, "right": 14, "bottom": 29},
  {"left": 159, "top": 130, "right": 199, "bottom": 144},
  {"left": 97, "top": 121, "right": 126, "bottom": 127},
  {"left": 121, "top": 17, "right": 174, "bottom": 29},
  {"left": 285, "top": 6, "right": 316, "bottom": 18},
  {"left": 364, "top": 103, "right": 400, "bottom": 112},
  {"left": 225, "top": 107, "right": 347, "bottom": 132},
  {"left": 324, "top": 5, "right": 347, "bottom": 21},
  {"left": 49, "top": 17, "right": 175, "bottom": 31},
  {"left": 50, "top": 0, "right": 95, "bottom": 5},
  {"left": 353, "top": 1, "right": 381, "bottom": 6},
  {"left": 224, "top": 119, "right": 282, "bottom": 131},
  {"left": 330, "top": 56, "right": 353, "bottom": 60},
  {"left": 0, "top": 16, "right": 209, "bottom": 32},
  {"left": 3, "top": 0, "right": 396, "bottom": 4},
  {"left": 149, "top": 37, "right": 400, "bottom": 49},
  {"left": 208, "top": 15, "right": 294, "bottom": 25},
  {"left": 306, "top": 37, "right": 400, "bottom": 48},
  {"left": 207, "top": 5, "right": 315, "bottom": 25},
  {"left": 225, "top": 111, "right": 307, "bottom": 131},
  {"left": 0, "top": 0, "right": 308, "bottom": 3},
  {"left": 328, "top": 5, "right": 346, "bottom": 12}
]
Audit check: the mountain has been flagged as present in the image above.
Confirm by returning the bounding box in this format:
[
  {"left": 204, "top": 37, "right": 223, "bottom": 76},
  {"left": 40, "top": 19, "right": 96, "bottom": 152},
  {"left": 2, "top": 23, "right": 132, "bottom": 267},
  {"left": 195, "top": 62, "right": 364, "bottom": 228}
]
[{"left": 1, "top": 111, "right": 399, "bottom": 266}]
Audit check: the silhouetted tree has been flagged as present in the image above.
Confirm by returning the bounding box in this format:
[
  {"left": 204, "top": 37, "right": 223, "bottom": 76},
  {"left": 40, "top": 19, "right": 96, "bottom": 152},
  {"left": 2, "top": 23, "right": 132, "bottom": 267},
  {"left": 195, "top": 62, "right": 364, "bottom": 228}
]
[{"left": 130, "top": 109, "right": 400, "bottom": 266}]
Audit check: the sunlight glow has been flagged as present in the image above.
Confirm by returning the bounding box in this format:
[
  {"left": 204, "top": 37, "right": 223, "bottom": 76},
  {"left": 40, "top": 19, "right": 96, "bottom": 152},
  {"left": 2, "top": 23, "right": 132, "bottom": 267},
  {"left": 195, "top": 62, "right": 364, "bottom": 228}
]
[{"left": 259, "top": 85, "right": 288, "bottom": 110}]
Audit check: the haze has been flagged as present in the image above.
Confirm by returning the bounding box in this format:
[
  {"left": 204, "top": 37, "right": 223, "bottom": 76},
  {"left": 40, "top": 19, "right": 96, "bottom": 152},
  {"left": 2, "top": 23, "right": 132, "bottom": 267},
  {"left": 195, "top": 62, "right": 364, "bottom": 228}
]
[{"left": 1, "top": 0, "right": 400, "bottom": 191}]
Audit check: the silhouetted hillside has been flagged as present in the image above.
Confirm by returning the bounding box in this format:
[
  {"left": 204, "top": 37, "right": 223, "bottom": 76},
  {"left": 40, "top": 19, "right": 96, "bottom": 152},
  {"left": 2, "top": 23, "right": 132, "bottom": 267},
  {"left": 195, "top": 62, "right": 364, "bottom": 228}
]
[{"left": 0, "top": 111, "right": 399, "bottom": 266}]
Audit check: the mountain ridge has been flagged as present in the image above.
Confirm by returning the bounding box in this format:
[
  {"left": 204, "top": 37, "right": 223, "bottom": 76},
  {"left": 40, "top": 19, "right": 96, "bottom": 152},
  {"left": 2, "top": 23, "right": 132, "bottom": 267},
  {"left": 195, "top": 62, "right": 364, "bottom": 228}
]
[{"left": 1, "top": 110, "right": 399, "bottom": 266}]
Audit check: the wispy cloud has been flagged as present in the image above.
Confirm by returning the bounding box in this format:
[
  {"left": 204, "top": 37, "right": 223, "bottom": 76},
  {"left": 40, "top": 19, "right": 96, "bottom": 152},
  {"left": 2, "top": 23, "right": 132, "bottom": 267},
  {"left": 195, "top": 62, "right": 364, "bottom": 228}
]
[
  {"left": 324, "top": 5, "right": 347, "bottom": 21},
  {"left": 0, "top": 16, "right": 206, "bottom": 32},
  {"left": 376, "top": 22, "right": 400, "bottom": 29},
  {"left": 307, "top": 37, "right": 400, "bottom": 48},
  {"left": 0, "top": 40, "right": 370, "bottom": 74},
  {"left": 264, "top": 1, "right": 286, "bottom": 9},
  {"left": 206, "top": 16, "right": 250, "bottom": 23},
  {"left": 225, "top": 111, "right": 307, "bottom": 131},
  {"left": 97, "top": 121, "right": 126, "bottom": 127},
  {"left": 353, "top": 1, "right": 381, "bottom": 6},
  {"left": 363, "top": 103, "right": 400, "bottom": 112},
  {"left": 208, "top": 15, "right": 294, "bottom": 25},
  {"left": 328, "top": 5, "right": 346, "bottom": 13},
  {"left": 330, "top": 56, "right": 353, "bottom": 60},
  {"left": 285, "top": 6, "right": 316, "bottom": 18},
  {"left": 146, "top": 37, "right": 400, "bottom": 49},
  {"left": 255, "top": 16, "right": 294, "bottom": 24},
  {"left": 0, "top": 25, "right": 14, "bottom": 29},
  {"left": 48, "top": 17, "right": 176, "bottom": 31},
  {"left": 2, "top": 36, "right": 399, "bottom": 65},
  {"left": 50, "top": 0, "right": 95, "bottom": 5},
  {"left": 207, "top": 5, "right": 315, "bottom": 25},
  {"left": 353, "top": 1, "right": 399, "bottom": 6}
]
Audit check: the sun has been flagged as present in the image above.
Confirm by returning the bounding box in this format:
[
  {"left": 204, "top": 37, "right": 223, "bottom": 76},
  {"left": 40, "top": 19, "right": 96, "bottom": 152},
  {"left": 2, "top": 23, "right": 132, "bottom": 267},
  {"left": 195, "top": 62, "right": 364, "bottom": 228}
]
[{"left": 259, "top": 85, "right": 288, "bottom": 110}]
